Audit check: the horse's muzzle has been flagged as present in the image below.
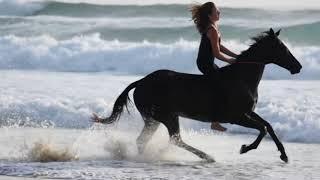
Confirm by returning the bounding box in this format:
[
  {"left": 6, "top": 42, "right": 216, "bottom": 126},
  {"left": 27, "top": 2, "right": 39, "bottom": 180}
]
[{"left": 290, "top": 67, "right": 301, "bottom": 74}]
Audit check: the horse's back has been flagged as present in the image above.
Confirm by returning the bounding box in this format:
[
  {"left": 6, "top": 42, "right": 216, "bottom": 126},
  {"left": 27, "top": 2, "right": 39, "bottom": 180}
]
[
  {"left": 137, "top": 69, "right": 212, "bottom": 91},
  {"left": 146, "top": 69, "right": 203, "bottom": 80}
]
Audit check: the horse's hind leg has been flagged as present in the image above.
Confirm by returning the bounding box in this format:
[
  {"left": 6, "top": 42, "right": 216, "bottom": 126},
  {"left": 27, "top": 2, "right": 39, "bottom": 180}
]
[
  {"left": 136, "top": 116, "right": 160, "bottom": 154},
  {"left": 162, "top": 115, "right": 215, "bottom": 162}
]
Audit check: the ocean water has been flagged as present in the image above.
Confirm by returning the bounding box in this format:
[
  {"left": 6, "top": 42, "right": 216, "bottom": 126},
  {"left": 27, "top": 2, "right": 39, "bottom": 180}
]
[{"left": 0, "top": 0, "right": 320, "bottom": 179}]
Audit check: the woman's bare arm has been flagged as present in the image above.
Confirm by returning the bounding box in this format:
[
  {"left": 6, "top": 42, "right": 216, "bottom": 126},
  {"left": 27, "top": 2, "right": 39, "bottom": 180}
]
[{"left": 220, "top": 44, "right": 238, "bottom": 58}]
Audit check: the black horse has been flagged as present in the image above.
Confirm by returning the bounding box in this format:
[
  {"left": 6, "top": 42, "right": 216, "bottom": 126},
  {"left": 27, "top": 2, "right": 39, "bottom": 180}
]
[{"left": 92, "top": 29, "right": 302, "bottom": 163}]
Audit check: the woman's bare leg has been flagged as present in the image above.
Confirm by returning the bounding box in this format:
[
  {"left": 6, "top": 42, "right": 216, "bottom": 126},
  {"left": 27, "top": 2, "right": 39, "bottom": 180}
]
[{"left": 211, "top": 122, "right": 227, "bottom": 131}]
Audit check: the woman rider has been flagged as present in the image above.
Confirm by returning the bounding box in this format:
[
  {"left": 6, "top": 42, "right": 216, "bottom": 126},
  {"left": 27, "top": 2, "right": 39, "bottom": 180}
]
[{"left": 190, "top": 2, "right": 238, "bottom": 131}]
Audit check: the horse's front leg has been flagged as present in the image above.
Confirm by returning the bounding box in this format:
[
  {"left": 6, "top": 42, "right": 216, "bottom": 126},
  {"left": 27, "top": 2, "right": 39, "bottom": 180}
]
[
  {"left": 234, "top": 114, "right": 267, "bottom": 154},
  {"left": 247, "top": 111, "right": 288, "bottom": 163}
]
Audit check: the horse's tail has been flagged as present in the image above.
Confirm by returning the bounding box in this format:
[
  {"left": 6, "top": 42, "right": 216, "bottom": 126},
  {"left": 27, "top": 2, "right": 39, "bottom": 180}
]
[{"left": 92, "top": 79, "right": 141, "bottom": 124}]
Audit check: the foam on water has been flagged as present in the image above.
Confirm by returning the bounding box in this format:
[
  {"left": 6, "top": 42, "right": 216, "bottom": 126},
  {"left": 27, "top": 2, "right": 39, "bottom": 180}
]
[
  {"left": 2, "top": 15, "right": 320, "bottom": 32},
  {"left": 0, "top": 34, "right": 319, "bottom": 79}
]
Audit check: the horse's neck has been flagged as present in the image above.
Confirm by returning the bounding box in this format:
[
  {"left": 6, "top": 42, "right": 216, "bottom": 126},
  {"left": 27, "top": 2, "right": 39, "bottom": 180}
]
[
  {"left": 236, "top": 54, "right": 265, "bottom": 92},
  {"left": 247, "top": 65, "right": 265, "bottom": 91}
]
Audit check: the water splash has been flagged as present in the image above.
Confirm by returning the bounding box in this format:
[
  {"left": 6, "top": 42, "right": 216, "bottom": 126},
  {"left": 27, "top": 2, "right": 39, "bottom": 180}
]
[{"left": 27, "top": 140, "right": 78, "bottom": 162}]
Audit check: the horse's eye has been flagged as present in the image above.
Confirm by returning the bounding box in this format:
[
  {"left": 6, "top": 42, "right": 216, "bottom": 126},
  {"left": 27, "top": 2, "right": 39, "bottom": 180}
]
[{"left": 279, "top": 43, "right": 286, "bottom": 50}]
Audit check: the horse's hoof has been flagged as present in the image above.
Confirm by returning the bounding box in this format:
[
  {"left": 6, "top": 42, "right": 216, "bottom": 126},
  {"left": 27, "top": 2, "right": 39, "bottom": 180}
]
[
  {"left": 280, "top": 154, "right": 288, "bottom": 163},
  {"left": 206, "top": 157, "right": 215, "bottom": 163},
  {"left": 200, "top": 154, "right": 215, "bottom": 163},
  {"left": 240, "top": 145, "right": 247, "bottom": 154}
]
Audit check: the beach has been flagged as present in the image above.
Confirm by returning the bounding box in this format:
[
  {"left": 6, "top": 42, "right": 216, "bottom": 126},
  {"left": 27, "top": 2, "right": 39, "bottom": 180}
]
[{"left": 0, "top": 0, "right": 320, "bottom": 179}]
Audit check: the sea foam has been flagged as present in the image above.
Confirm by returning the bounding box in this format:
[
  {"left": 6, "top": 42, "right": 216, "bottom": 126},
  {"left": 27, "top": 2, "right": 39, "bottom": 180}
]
[{"left": 0, "top": 34, "right": 319, "bottom": 79}]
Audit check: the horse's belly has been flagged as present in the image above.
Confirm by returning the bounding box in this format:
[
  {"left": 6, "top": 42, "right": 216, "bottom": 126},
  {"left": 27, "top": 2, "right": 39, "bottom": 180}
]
[{"left": 178, "top": 112, "right": 212, "bottom": 122}]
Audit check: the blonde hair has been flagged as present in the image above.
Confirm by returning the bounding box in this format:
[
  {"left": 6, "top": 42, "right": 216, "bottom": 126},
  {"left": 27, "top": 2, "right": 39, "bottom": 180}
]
[{"left": 190, "top": 2, "right": 215, "bottom": 34}]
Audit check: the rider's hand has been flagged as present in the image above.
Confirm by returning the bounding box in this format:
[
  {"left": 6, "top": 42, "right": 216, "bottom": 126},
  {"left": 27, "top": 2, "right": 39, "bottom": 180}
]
[{"left": 229, "top": 58, "right": 237, "bottom": 64}]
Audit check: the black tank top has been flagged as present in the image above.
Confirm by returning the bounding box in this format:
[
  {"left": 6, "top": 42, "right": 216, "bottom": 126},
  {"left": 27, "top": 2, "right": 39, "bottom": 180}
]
[{"left": 196, "top": 29, "right": 220, "bottom": 75}]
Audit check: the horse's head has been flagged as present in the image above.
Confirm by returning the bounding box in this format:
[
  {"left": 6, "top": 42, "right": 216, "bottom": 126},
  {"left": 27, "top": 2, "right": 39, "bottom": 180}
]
[{"left": 243, "top": 28, "right": 302, "bottom": 74}]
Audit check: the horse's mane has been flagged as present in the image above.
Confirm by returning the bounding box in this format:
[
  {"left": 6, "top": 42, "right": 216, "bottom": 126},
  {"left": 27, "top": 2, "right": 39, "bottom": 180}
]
[{"left": 237, "top": 31, "right": 271, "bottom": 60}]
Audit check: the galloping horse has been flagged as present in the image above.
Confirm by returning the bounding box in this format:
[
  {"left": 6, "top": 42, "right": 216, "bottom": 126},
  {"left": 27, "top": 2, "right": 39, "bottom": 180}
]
[{"left": 92, "top": 29, "right": 302, "bottom": 163}]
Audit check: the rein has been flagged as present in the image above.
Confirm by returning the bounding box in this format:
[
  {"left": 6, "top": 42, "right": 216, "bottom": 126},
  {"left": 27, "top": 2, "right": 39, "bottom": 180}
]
[
  {"left": 235, "top": 61, "right": 265, "bottom": 65},
  {"left": 234, "top": 55, "right": 265, "bottom": 65}
]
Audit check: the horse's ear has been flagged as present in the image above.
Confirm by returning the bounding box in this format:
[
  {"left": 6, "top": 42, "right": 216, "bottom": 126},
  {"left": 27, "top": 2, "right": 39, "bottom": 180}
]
[
  {"left": 275, "top": 29, "right": 281, "bottom": 37},
  {"left": 269, "top": 28, "right": 275, "bottom": 35}
]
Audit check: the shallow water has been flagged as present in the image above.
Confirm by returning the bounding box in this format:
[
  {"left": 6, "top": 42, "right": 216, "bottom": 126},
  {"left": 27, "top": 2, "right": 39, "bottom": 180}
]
[{"left": 0, "top": 128, "right": 319, "bottom": 179}]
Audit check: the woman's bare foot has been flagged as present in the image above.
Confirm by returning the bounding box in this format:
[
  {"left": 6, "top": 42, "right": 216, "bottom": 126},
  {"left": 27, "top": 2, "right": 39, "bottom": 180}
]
[{"left": 211, "top": 122, "right": 227, "bottom": 132}]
